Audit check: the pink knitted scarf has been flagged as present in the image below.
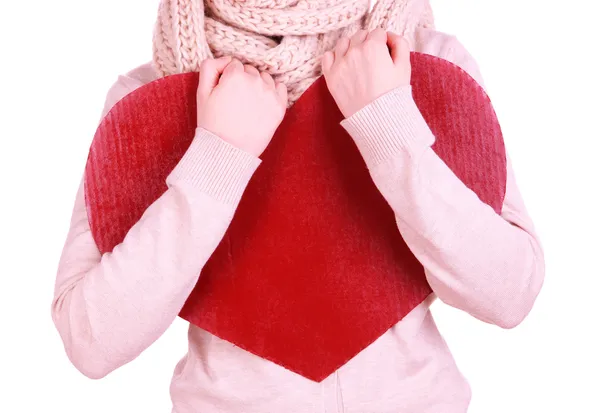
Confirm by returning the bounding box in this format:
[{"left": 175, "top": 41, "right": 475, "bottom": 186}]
[{"left": 152, "top": 0, "right": 434, "bottom": 104}]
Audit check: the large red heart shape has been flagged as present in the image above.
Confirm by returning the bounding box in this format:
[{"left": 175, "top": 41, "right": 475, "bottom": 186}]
[{"left": 85, "top": 52, "right": 506, "bottom": 382}]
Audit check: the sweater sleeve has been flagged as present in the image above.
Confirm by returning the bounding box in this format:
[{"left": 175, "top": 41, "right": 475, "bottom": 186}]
[
  {"left": 340, "top": 35, "right": 545, "bottom": 329},
  {"left": 51, "top": 74, "right": 261, "bottom": 379}
]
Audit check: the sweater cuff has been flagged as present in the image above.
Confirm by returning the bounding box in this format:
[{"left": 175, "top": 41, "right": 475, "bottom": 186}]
[
  {"left": 340, "top": 85, "right": 435, "bottom": 168},
  {"left": 166, "top": 127, "right": 262, "bottom": 206}
]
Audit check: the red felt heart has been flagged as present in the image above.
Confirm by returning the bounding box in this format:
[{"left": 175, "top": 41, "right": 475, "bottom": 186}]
[{"left": 85, "top": 52, "right": 506, "bottom": 382}]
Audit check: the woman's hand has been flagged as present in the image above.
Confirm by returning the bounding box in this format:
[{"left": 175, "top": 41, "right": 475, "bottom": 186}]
[
  {"left": 196, "top": 57, "right": 288, "bottom": 157},
  {"left": 322, "top": 29, "right": 411, "bottom": 118}
]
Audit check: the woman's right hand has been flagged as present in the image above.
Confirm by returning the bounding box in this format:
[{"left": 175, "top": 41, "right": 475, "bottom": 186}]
[
  {"left": 196, "top": 57, "right": 288, "bottom": 157},
  {"left": 52, "top": 61, "right": 266, "bottom": 379}
]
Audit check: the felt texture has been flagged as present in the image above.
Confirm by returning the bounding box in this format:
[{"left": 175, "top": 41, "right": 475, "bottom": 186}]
[{"left": 84, "top": 52, "right": 506, "bottom": 382}]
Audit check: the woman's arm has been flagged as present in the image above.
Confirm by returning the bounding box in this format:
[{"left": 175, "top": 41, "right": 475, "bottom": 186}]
[
  {"left": 340, "top": 34, "right": 545, "bottom": 329},
  {"left": 51, "top": 74, "right": 261, "bottom": 379}
]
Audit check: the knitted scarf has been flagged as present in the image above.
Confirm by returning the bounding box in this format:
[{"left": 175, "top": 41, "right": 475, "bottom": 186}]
[{"left": 152, "top": 0, "right": 434, "bottom": 105}]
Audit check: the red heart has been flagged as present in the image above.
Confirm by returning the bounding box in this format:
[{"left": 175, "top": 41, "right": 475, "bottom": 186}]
[{"left": 85, "top": 52, "right": 506, "bottom": 382}]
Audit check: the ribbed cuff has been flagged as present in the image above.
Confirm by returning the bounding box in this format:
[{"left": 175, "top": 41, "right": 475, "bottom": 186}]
[
  {"left": 166, "top": 127, "right": 262, "bottom": 205},
  {"left": 340, "top": 85, "right": 435, "bottom": 168}
]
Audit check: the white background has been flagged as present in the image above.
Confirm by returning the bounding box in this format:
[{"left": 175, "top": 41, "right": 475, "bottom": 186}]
[{"left": 1, "top": 0, "right": 598, "bottom": 412}]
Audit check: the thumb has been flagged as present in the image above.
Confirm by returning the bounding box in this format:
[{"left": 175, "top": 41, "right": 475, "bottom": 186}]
[
  {"left": 197, "top": 56, "right": 233, "bottom": 101},
  {"left": 220, "top": 59, "right": 244, "bottom": 79},
  {"left": 386, "top": 32, "right": 410, "bottom": 66}
]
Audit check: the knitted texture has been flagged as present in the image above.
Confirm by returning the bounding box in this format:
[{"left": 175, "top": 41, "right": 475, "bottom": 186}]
[{"left": 152, "top": 0, "right": 434, "bottom": 105}]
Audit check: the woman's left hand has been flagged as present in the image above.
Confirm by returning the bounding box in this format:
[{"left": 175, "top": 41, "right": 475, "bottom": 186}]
[{"left": 322, "top": 28, "right": 411, "bottom": 118}]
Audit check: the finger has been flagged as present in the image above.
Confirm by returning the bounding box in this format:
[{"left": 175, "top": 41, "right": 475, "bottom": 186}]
[
  {"left": 349, "top": 29, "right": 368, "bottom": 48},
  {"left": 334, "top": 36, "right": 351, "bottom": 60},
  {"left": 321, "top": 51, "right": 334, "bottom": 73},
  {"left": 366, "top": 28, "right": 387, "bottom": 44},
  {"left": 221, "top": 59, "right": 244, "bottom": 79},
  {"left": 244, "top": 64, "right": 260, "bottom": 76},
  {"left": 197, "top": 56, "right": 233, "bottom": 98},
  {"left": 260, "top": 71, "right": 275, "bottom": 88},
  {"left": 276, "top": 82, "right": 288, "bottom": 105},
  {"left": 387, "top": 32, "right": 410, "bottom": 66}
]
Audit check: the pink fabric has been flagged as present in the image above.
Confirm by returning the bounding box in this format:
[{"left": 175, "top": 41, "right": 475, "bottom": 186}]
[{"left": 51, "top": 27, "right": 545, "bottom": 413}]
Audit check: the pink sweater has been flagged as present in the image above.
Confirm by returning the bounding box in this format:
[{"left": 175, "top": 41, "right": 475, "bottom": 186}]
[{"left": 51, "top": 27, "right": 545, "bottom": 413}]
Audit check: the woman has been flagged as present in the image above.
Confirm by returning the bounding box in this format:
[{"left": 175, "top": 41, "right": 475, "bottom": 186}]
[{"left": 51, "top": 0, "right": 545, "bottom": 411}]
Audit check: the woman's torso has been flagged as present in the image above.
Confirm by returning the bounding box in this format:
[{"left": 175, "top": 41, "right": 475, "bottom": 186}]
[
  {"left": 119, "top": 27, "right": 475, "bottom": 413},
  {"left": 170, "top": 295, "right": 470, "bottom": 413}
]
